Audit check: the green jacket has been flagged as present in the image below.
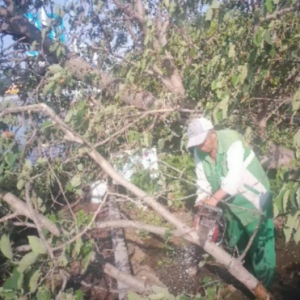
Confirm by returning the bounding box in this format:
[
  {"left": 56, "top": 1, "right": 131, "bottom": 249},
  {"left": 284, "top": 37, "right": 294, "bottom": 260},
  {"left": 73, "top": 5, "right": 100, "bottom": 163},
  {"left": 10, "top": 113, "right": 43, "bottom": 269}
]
[{"left": 194, "top": 129, "right": 272, "bottom": 226}]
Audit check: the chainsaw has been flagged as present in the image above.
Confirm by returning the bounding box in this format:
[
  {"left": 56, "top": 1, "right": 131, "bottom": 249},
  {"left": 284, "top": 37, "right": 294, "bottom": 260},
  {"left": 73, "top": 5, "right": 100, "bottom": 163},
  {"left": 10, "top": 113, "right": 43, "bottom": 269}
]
[{"left": 195, "top": 203, "right": 226, "bottom": 245}]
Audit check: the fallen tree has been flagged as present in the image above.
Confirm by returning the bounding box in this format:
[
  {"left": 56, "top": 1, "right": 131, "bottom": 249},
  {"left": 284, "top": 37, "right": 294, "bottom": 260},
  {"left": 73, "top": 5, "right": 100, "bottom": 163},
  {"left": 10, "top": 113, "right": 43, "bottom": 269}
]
[{"left": 0, "top": 104, "right": 273, "bottom": 300}]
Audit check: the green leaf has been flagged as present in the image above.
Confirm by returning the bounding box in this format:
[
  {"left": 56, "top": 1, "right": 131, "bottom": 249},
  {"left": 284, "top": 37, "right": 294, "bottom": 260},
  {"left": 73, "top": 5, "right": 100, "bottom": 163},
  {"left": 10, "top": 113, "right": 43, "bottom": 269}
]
[
  {"left": 294, "top": 130, "right": 300, "bottom": 148},
  {"left": 143, "top": 132, "right": 153, "bottom": 147},
  {"left": 127, "top": 292, "right": 142, "bottom": 300},
  {"left": 284, "top": 213, "right": 298, "bottom": 243},
  {"left": 3, "top": 268, "right": 23, "bottom": 291},
  {"left": 292, "top": 89, "right": 300, "bottom": 112},
  {"left": 24, "top": 159, "right": 32, "bottom": 170},
  {"left": 41, "top": 120, "right": 52, "bottom": 129},
  {"left": 296, "top": 187, "right": 300, "bottom": 208},
  {"left": 65, "top": 111, "right": 73, "bottom": 123},
  {"left": 37, "top": 287, "right": 51, "bottom": 300},
  {"left": 28, "top": 236, "right": 47, "bottom": 255},
  {"left": 283, "top": 189, "right": 290, "bottom": 213},
  {"left": 275, "top": 184, "right": 286, "bottom": 212},
  {"left": 42, "top": 81, "right": 55, "bottom": 96},
  {"left": 272, "top": 0, "right": 279, "bottom": 4},
  {"left": 228, "top": 43, "right": 236, "bottom": 58},
  {"left": 149, "top": 293, "right": 165, "bottom": 300},
  {"left": 17, "top": 252, "right": 38, "bottom": 273},
  {"left": 50, "top": 72, "right": 63, "bottom": 82},
  {"left": 206, "top": 286, "right": 217, "bottom": 300},
  {"left": 54, "top": 85, "right": 62, "bottom": 96},
  {"left": 158, "top": 139, "right": 165, "bottom": 151},
  {"left": 58, "top": 253, "right": 69, "bottom": 267},
  {"left": 211, "top": 0, "right": 220, "bottom": 9},
  {"left": 253, "top": 28, "right": 263, "bottom": 47},
  {"left": 144, "top": 34, "right": 150, "bottom": 46},
  {"left": 31, "top": 41, "right": 37, "bottom": 51},
  {"left": 206, "top": 8, "right": 213, "bottom": 21},
  {"left": 75, "top": 289, "right": 84, "bottom": 300},
  {"left": 29, "top": 269, "right": 40, "bottom": 293},
  {"left": 74, "top": 237, "right": 83, "bottom": 256},
  {"left": 294, "top": 225, "right": 300, "bottom": 244},
  {"left": 240, "top": 64, "right": 248, "bottom": 83},
  {"left": 231, "top": 75, "right": 239, "bottom": 86},
  {"left": 70, "top": 175, "right": 81, "bottom": 188},
  {"left": 77, "top": 163, "right": 83, "bottom": 171},
  {"left": 213, "top": 94, "right": 229, "bottom": 123},
  {"left": 48, "top": 64, "right": 63, "bottom": 75},
  {"left": 164, "top": 0, "right": 169, "bottom": 8},
  {"left": 198, "top": 259, "right": 206, "bottom": 268},
  {"left": 266, "top": 0, "right": 273, "bottom": 13},
  {"left": 0, "top": 235, "right": 13, "bottom": 260},
  {"left": 263, "top": 29, "right": 272, "bottom": 44},
  {"left": 17, "top": 179, "right": 24, "bottom": 190},
  {"left": 81, "top": 250, "right": 93, "bottom": 274},
  {"left": 5, "top": 153, "right": 17, "bottom": 167}
]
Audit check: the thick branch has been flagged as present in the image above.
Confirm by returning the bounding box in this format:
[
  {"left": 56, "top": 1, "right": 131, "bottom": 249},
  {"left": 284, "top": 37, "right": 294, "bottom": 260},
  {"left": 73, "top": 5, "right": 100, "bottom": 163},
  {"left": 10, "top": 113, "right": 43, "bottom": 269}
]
[
  {"left": 0, "top": 212, "right": 19, "bottom": 223},
  {"left": 260, "top": 3, "right": 300, "bottom": 22},
  {"left": 3, "top": 0, "right": 14, "bottom": 13},
  {"left": 25, "top": 184, "right": 56, "bottom": 262},
  {"left": 102, "top": 261, "right": 150, "bottom": 294},
  {"left": 0, "top": 190, "right": 60, "bottom": 236},
  {"left": 135, "top": 0, "right": 145, "bottom": 21},
  {"left": 0, "top": 6, "right": 8, "bottom": 17}
]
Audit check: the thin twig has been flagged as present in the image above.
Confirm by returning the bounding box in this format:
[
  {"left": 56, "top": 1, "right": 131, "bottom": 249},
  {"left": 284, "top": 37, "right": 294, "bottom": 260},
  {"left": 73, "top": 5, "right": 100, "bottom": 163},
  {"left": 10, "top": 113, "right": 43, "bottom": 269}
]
[
  {"left": 239, "top": 216, "right": 263, "bottom": 262},
  {"left": 52, "top": 193, "right": 108, "bottom": 251},
  {"left": 0, "top": 212, "right": 19, "bottom": 223},
  {"left": 13, "top": 221, "right": 36, "bottom": 228},
  {"left": 25, "top": 183, "right": 56, "bottom": 263},
  {"left": 93, "top": 108, "right": 194, "bottom": 148}
]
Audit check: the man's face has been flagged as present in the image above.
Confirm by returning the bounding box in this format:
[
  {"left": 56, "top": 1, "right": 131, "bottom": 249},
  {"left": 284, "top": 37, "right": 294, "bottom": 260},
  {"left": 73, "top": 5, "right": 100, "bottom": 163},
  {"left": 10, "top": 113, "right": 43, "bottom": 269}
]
[{"left": 196, "top": 131, "right": 215, "bottom": 153}]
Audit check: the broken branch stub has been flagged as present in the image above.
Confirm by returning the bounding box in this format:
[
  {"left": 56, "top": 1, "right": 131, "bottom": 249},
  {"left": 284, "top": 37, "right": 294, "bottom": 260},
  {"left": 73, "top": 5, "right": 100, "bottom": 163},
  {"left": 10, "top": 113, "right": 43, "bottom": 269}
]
[{"left": 0, "top": 191, "right": 60, "bottom": 237}]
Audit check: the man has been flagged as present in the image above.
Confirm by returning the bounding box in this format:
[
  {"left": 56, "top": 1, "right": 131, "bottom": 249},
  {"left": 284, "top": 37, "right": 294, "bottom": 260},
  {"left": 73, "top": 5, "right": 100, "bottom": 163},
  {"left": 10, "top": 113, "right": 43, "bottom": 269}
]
[{"left": 187, "top": 117, "right": 275, "bottom": 289}]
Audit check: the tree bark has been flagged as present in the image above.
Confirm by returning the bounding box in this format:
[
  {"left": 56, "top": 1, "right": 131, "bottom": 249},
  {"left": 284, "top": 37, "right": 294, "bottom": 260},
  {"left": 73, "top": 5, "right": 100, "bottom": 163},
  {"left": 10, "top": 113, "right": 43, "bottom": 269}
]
[{"left": 0, "top": 190, "right": 60, "bottom": 236}]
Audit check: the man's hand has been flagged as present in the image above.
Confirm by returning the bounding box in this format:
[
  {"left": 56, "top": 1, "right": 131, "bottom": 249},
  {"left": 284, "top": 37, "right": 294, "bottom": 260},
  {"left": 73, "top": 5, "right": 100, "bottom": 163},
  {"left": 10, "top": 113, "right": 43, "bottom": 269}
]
[
  {"left": 194, "top": 197, "right": 219, "bottom": 209},
  {"left": 201, "top": 197, "right": 219, "bottom": 207},
  {"left": 195, "top": 189, "right": 227, "bottom": 209}
]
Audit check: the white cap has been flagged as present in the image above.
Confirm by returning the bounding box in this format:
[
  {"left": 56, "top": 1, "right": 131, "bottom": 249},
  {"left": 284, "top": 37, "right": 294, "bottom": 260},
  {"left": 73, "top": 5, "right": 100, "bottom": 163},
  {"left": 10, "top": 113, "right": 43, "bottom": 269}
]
[{"left": 187, "top": 118, "right": 213, "bottom": 148}]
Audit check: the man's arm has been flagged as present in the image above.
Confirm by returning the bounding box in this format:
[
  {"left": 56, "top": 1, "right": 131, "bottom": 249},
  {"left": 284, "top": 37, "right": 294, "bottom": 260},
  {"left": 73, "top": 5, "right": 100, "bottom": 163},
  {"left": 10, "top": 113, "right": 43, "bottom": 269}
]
[
  {"left": 195, "top": 154, "right": 212, "bottom": 205},
  {"left": 202, "top": 141, "right": 245, "bottom": 206}
]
